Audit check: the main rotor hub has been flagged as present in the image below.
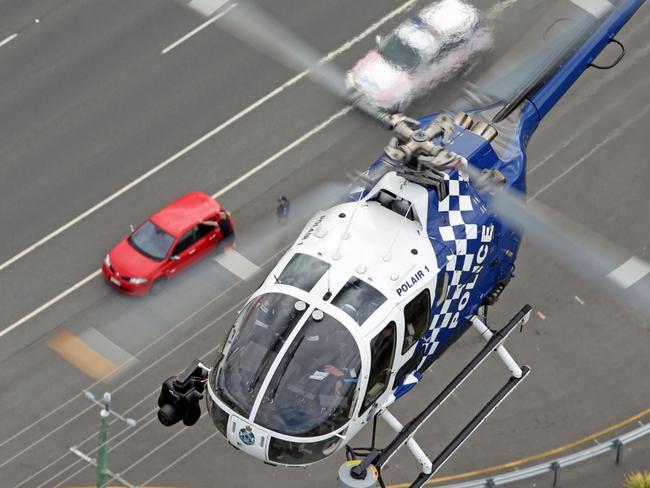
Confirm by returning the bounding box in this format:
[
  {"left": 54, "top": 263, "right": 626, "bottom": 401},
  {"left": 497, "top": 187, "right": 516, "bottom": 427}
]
[
  {"left": 411, "top": 130, "right": 428, "bottom": 143},
  {"left": 380, "top": 113, "right": 465, "bottom": 200},
  {"left": 383, "top": 113, "right": 458, "bottom": 169}
]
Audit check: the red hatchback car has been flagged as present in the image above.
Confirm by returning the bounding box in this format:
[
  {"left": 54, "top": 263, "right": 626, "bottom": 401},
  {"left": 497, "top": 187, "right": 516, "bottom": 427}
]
[{"left": 102, "top": 191, "right": 234, "bottom": 295}]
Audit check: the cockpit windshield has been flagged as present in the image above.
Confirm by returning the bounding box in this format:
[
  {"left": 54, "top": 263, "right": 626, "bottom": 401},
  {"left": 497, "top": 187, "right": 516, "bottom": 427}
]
[
  {"left": 277, "top": 253, "right": 330, "bottom": 292},
  {"left": 214, "top": 293, "right": 307, "bottom": 418},
  {"left": 255, "top": 311, "right": 361, "bottom": 437},
  {"left": 332, "top": 277, "right": 386, "bottom": 325}
]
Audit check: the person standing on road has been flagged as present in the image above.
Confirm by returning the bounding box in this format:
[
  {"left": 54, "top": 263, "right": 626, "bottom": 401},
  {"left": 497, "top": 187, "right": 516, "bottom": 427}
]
[
  {"left": 282, "top": 196, "right": 290, "bottom": 221},
  {"left": 276, "top": 196, "right": 290, "bottom": 225}
]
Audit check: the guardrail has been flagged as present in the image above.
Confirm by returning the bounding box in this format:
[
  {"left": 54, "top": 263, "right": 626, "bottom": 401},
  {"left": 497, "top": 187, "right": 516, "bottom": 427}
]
[{"left": 437, "top": 422, "right": 650, "bottom": 487}]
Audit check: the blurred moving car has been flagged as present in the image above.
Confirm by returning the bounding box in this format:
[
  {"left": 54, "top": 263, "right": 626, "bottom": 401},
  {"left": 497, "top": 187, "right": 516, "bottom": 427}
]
[
  {"left": 346, "top": 0, "right": 492, "bottom": 111},
  {"left": 102, "top": 191, "right": 234, "bottom": 295}
]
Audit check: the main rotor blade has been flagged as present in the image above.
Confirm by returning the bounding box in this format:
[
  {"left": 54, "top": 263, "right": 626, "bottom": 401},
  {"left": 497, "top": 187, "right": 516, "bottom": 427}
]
[
  {"left": 232, "top": 181, "right": 351, "bottom": 263},
  {"left": 452, "top": 0, "right": 615, "bottom": 118},
  {"left": 223, "top": 2, "right": 347, "bottom": 95},
  {"left": 201, "top": 1, "right": 386, "bottom": 121},
  {"left": 462, "top": 163, "right": 650, "bottom": 322}
]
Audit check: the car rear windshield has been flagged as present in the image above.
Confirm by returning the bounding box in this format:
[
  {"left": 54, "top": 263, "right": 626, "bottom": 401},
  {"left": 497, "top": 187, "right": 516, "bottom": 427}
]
[
  {"left": 128, "top": 220, "right": 175, "bottom": 261},
  {"left": 379, "top": 35, "right": 421, "bottom": 71},
  {"left": 277, "top": 253, "right": 330, "bottom": 292},
  {"left": 332, "top": 277, "right": 386, "bottom": 325}
]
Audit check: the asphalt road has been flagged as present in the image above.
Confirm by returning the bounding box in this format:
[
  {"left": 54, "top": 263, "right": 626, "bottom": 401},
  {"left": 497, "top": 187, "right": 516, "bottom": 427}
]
[{"left": 0, "top": 1, "right": 649, "bottom": 487}]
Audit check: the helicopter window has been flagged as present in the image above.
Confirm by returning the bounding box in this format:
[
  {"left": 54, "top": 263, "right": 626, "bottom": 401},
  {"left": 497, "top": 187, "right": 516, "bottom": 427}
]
[
  {"left": 332, "top": 277, "right": 386, "bottom": 325},
  {"left": 255, "top": 312, "right": 361, "bottom": 437},
  {"left": 361, "top": 322, "right": 396, "bottom": 413},
  {"left": 370, "top": 190, "right": 397, "bottom": 208},
  {"left": 402, "top": 289, "right": 431, "bottom": 353},
  {"left": 394, "top": 345, "right": 425, "bottom": 387},
  {"left": 268, "top": 436, "right": 342, "bottom": 465},
  {"left": 277, "top": 253, "right": 330, "bottom": 291},
  {"left": 214, "top": 293, "right": 307, "bottom": 418},
  {"left": 206, "top": 394, "right": 229, "bottom": 438},
  {"left": 370, "top": 191, "right": 415, "bottom": 221}
]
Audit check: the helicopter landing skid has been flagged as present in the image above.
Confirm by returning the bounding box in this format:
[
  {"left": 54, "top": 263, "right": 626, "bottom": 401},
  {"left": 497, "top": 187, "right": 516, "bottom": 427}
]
[{"left": 338, "top": 305, "right": 532, "bottom": 488}]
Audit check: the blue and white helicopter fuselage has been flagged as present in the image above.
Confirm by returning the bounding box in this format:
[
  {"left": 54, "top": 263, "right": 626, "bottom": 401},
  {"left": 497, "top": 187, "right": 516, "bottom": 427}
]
[{"left": 204, "top": 109, "right": 526, "bottom": 467}]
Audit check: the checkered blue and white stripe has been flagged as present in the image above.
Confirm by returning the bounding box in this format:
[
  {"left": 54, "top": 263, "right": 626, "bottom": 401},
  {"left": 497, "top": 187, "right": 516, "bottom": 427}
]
[{"left": 423, "top": 170, "right": 482, "bottom": 358}]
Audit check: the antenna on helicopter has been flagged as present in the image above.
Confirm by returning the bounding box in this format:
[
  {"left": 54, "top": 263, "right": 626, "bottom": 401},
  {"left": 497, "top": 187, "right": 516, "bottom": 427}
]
[{"left": 333, "top": 191, "right": 364, "bottom": 261}]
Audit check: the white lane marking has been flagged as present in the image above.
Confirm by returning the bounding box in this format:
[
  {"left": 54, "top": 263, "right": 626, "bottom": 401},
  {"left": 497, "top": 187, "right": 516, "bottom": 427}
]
[
  {"left": 0, "top": 0, "right": 415, "bottom": 274},
  {"left": 0, "top": 33, "right": 18, "bottom": 48},
  {"left": 570, "top": 0, "right": 614, "bottom": 18},
  {"left": 607, "top": 256, "right": 650, "bottom": 289},
  {"left": 530, "top": 99, "right": 650, "bottom": 200},
  {"left": 187, "top": 0, "right": 228, "bottom": 16},
  {"left": 574, "top": 295, "right": 585, "bottom": 305},
  {"left": 214, "top": 249, "right": 261, "bottom": 280},
  {"left": 161, "top": 3, "right": 237, "bottom": 54},
  {"left": 0, "top": 270, "right": 101, "bottom": 339},
  {"left": 212, "top": 106, "right": 351, "bottom": 198},
  {"left": 536, "top": 310, "right": 546, "bottom": 320},
  {"left": 79, "top": 327, "right": 136, "bottom": 366}
]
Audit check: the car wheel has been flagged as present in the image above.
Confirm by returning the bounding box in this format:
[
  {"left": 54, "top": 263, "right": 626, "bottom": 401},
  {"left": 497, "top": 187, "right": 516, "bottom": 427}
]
[{"left": 150, "top": 278, "right": 166, "bottom": 296}]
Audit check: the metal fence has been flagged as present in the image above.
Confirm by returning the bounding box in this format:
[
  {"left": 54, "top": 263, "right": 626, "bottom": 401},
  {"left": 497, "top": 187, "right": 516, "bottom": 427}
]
[{"left": 437, "top": 422, "right": 650, "bottom": 487}]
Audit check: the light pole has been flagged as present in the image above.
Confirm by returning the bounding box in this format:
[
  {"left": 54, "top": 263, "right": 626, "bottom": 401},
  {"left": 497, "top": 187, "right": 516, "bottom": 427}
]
[
  {"left": 70, "top": 391, "right": 137, "bottom": 488},
  {"left": 96, "top": 398, "right": 111, "bottom": 488}
]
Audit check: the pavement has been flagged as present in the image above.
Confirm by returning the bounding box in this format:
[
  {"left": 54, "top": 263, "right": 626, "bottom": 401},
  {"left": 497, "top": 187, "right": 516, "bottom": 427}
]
[{"left": 0, "top": 0, "right": 649, "bottom": 487}]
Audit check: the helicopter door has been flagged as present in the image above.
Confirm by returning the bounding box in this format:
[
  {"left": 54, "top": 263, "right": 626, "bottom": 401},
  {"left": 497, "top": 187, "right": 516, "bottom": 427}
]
[
  {"left": 394, "top": 289, "right": 431, "bottom": 387},
  {"left": 360, "top": 322, "right": 396, "bottom": 413}
]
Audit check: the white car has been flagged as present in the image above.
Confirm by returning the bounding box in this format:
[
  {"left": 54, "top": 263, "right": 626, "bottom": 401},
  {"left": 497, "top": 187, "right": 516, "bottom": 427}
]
[{"left": 346, "top": 0, "right": 492, "bottom": 111}]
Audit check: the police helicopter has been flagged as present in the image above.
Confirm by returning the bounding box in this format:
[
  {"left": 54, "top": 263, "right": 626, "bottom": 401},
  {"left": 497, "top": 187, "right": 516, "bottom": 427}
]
[{"left": 156, "top": 1, "right": 649, "bottom": 486}]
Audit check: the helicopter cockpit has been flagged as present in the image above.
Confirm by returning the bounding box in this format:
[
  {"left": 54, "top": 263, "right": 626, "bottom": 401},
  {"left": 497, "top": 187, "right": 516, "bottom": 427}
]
[{"left": 207, "top": 251, "right": 385, "bottom": 465}]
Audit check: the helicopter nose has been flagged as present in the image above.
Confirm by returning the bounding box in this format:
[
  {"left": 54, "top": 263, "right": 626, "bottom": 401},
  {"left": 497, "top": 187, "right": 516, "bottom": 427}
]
[{"left": 228, "top": 415, "right": 269, "bottom": 461}]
